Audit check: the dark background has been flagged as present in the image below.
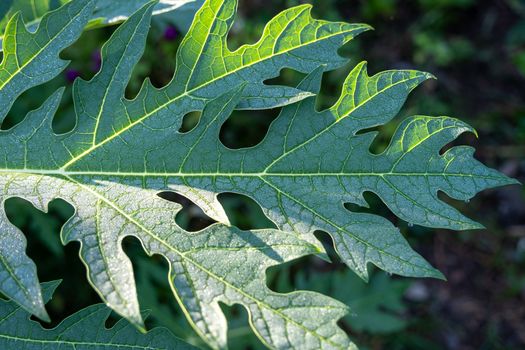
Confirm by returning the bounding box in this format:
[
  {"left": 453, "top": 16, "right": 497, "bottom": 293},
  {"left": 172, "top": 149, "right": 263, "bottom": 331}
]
[{"left": 3, "top": 0, "right": 525, "bottom": 349}]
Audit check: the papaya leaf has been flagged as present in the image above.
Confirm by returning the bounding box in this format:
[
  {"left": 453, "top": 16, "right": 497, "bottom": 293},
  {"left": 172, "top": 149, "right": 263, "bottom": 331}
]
[
  {"left": 0, "top": 280, "right": 196, "bottom": 349},
  {"left": 0, "top": 0, "right": 376, "bottom": 348},
  {"left": 0, "top": 0, "right": 94, "bottom": 321},
  {"left": 0, "top": 0, "right": 68, "bottom": 38},
  {"left": 147, "top": 62, "right": 517, "bottom": 281},
  {"left": 0, "top": 0, "right": 94, "bottom": 122},
  {"left": 0, "top": 0, "right": 519, "bottom": 348},
  {"left": 209, "top": 63, "right": 519, "bottom": 281}
]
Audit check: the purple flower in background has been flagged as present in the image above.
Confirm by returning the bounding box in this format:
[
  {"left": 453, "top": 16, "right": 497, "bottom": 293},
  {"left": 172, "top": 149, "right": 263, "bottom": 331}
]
[
  {"left": 164, "top": 25, "right": 178, "bottom": 41},
  {"left": 65, "top": 69, "right": 80, "bottom": 83},
  {"left": 91, "top": 50, "right": 102, "bottom": 72}
]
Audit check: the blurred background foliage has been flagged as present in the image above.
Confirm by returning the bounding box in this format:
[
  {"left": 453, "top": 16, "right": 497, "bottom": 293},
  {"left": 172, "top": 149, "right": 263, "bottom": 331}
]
[{"left": 1, "top": 0, "right": 524, "bottom": 349}]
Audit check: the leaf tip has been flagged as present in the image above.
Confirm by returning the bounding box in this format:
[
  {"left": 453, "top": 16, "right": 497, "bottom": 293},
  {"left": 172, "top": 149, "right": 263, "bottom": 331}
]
[
  {"left": 35, "top": 309, "right": 51, "bottom": 323},
  {"left": 430, "top": 269, "right": 447, "bottom": 281},
  {"left": 357, "top": 60, "right": 368, "bottom": 69},
  {"left": 300, "top": 3, "right": 314, "bottom": 11},
  {"left": 144, "top": 0, "right": 160, "bottom": 9},
  {"left": 509, "top": 178, "right": 523, "bottom": 186},
  {"left": 340, "top": 23, "right": 373, "bottom": 44},
  {"left": 356, "top": 23, "right": 374, "bottom": 32},
  {"left": 128, "top": 314, "right": 147, "bottom": 333},
  {"left": 471, "top": 127, "right": 479, "bottom": 139},
  {"left": 469, "top": 221, "right": 486, "bottom": 230},
  {"left": 136, "top": 323, "right": 148, "bottom": 334},
  {"left": 355, "top": 266, "right": 371, "bottom": 283},
  {"left": 423, "top": 71, "right": 437, "bottom": 80}
]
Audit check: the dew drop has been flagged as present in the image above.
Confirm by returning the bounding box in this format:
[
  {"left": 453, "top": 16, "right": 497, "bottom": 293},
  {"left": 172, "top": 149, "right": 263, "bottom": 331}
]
[
  {"left": 408, "top": 223, "right": 414, "bottom": 227},
  {"left": 464, "top": 199, "right": 470, "bottom": 203}
]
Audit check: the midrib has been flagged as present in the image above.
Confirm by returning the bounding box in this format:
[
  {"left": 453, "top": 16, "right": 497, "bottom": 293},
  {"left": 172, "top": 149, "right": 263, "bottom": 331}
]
[{"left": 0, "top": 168, "right": 502, "bottom": 180}]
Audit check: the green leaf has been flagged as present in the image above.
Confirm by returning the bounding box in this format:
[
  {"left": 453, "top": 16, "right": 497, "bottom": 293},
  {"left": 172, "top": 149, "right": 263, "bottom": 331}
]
[
  {"left": 0, "top": 0, "right": 196, "bottom": 48},
  {"left": 0, "top": 0, "right": 94, "bottom": 122},
  {"left": 175, "top": 62, "right": 517, "bottom": 281},
  {"left": 0, "top": 280, "right": 196, "bottom": 349},
  {"left": 0, "top": 0, "right": 372, "bottom": 348},
  {"left": 0, "top": 0, "right": 518, "bottom": 348},
  {"left": 0, "top": 0, "right": 68, "bottom": 37},
  {"left": 0, "top": 0, "right": 94, "bottom": 322},
  {"left": 0, "top": 88, "right": 355, "bottom": 349}
]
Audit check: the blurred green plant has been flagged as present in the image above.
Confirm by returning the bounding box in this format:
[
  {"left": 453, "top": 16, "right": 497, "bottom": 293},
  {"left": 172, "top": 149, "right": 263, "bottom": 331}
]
[{"left": 295, "top": 270, "right": 410, "bottom": 334}]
